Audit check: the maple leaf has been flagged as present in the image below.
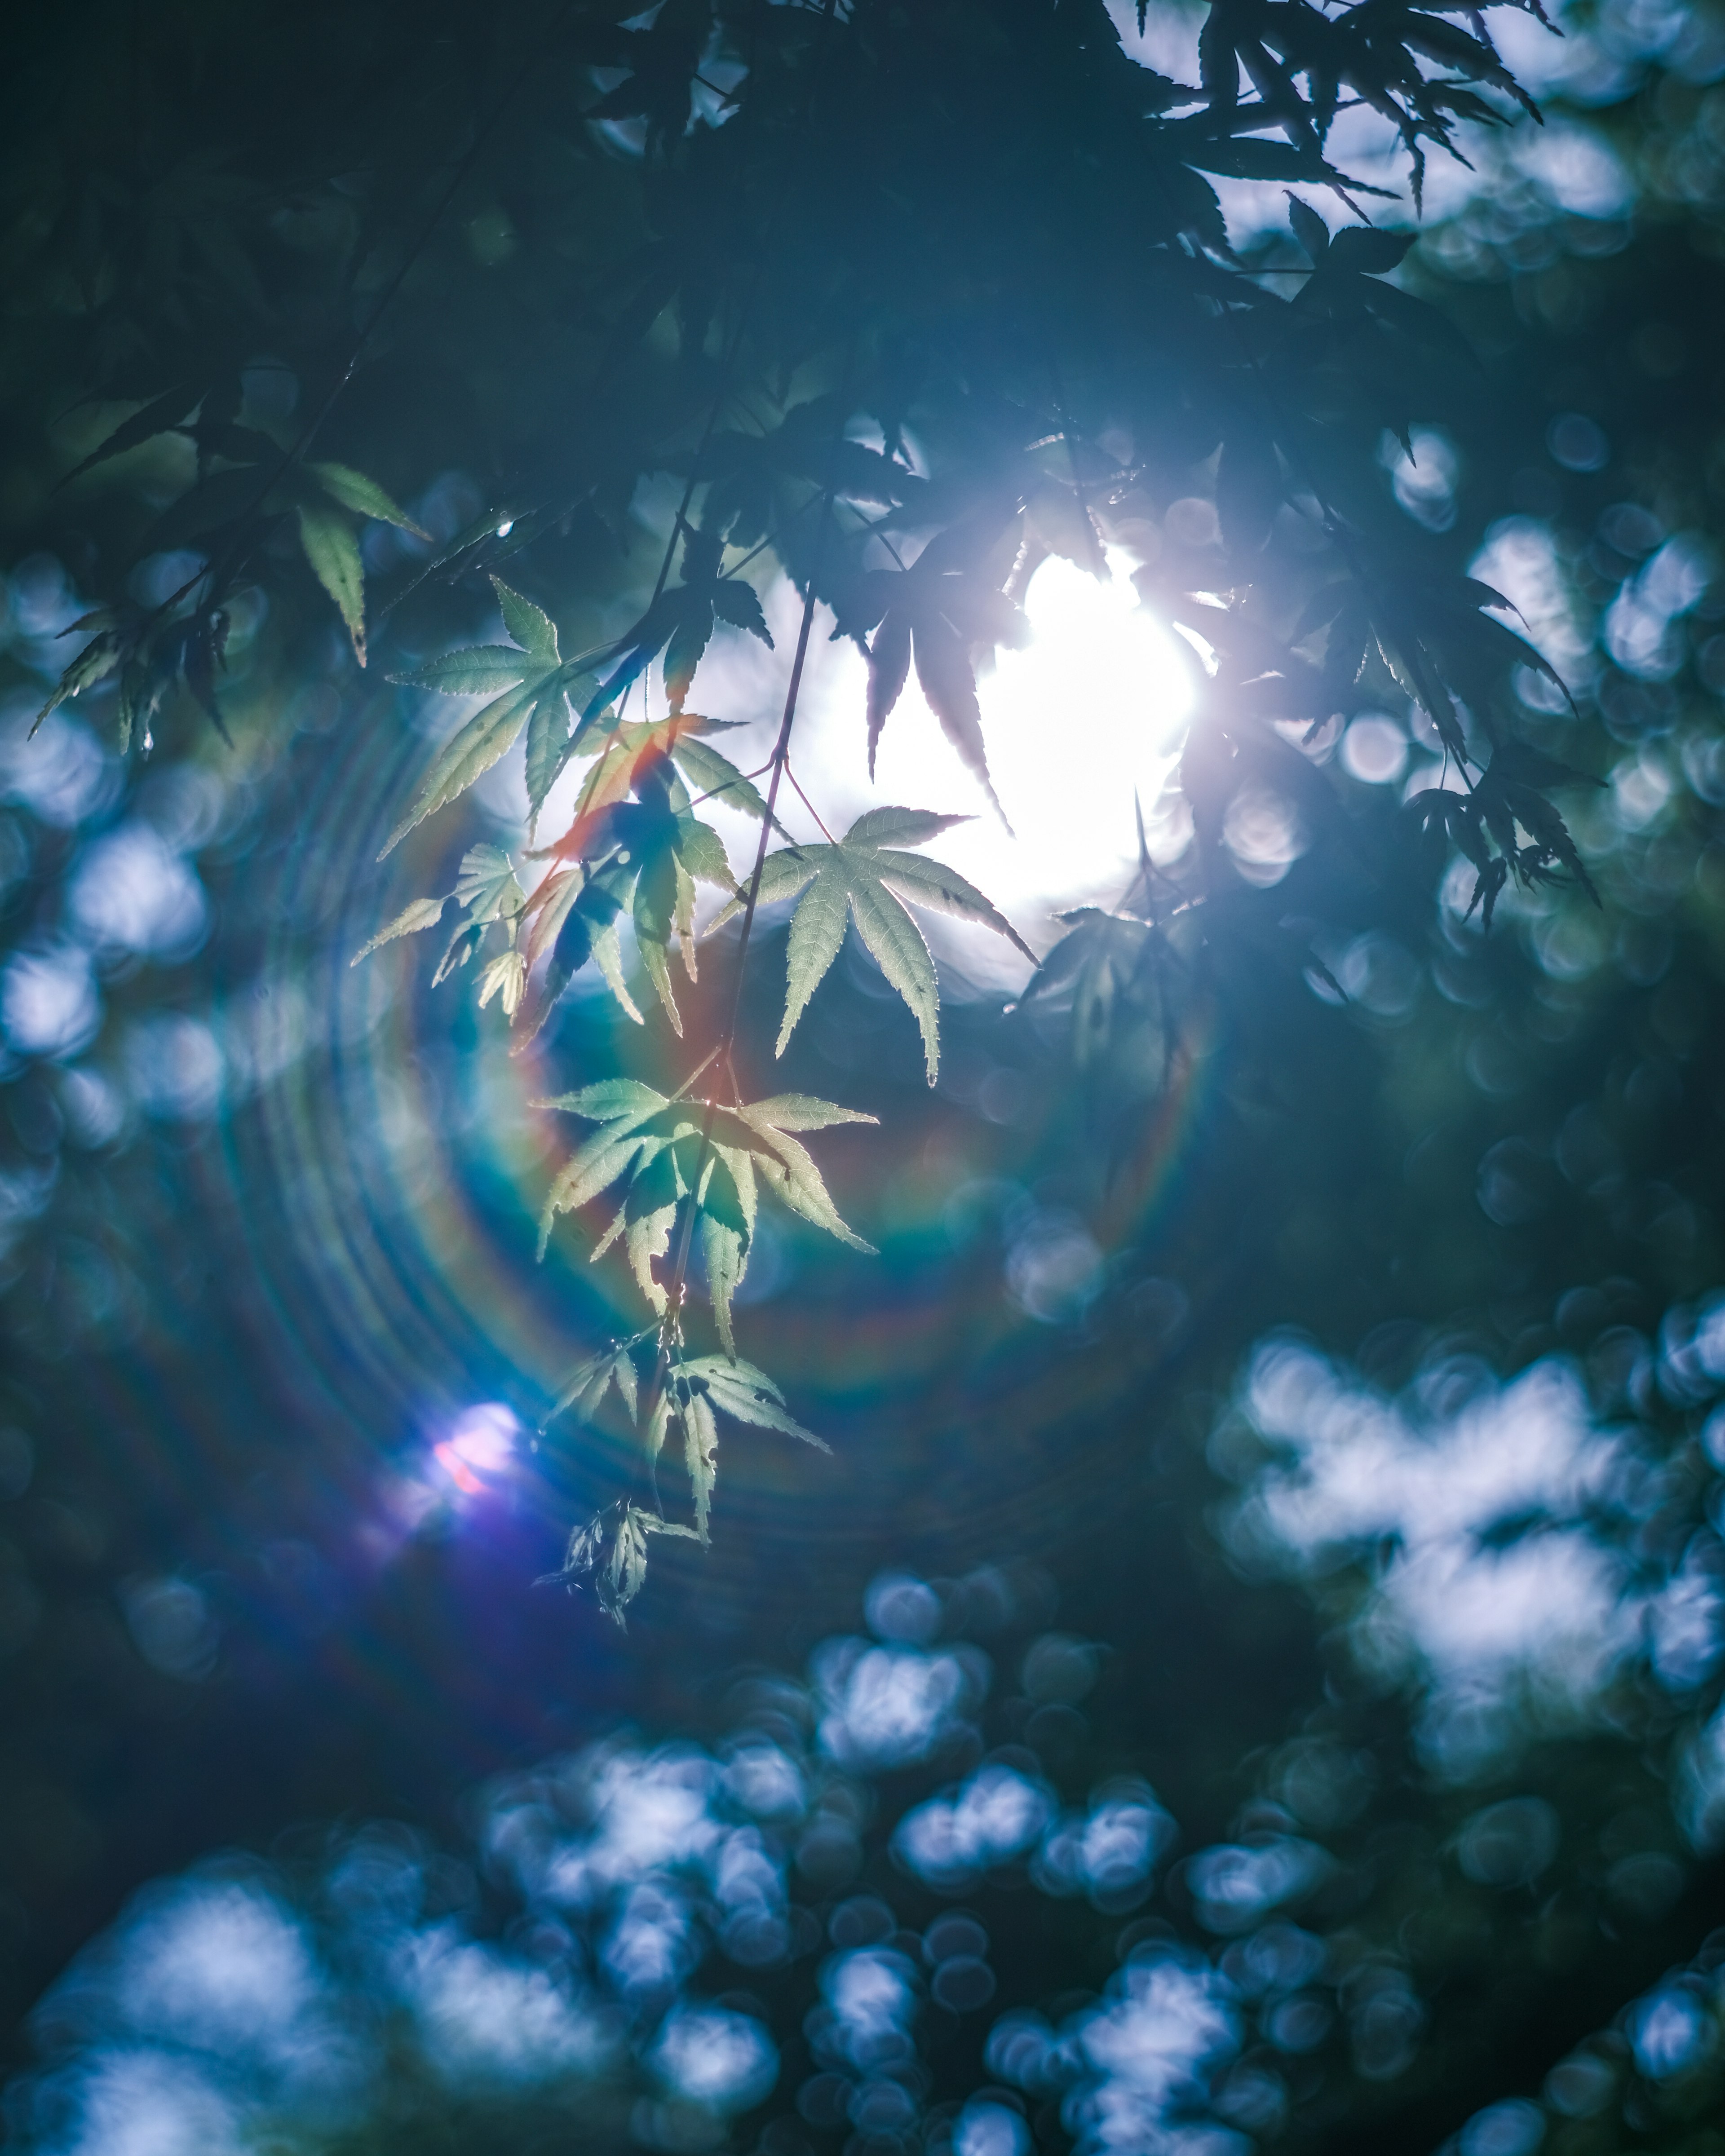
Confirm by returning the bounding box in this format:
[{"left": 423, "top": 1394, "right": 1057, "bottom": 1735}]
[
  {"left": 33, "top": 610, "right": 129, "bottom": 735},
  {"left": 355, "top": 842, "right": 525, "bottom": 988},
  {"left": 698, "top": 392, "right": 924, "bottom": 551},
  {"left": 700, "top": 1093, "right": 877, "bottom": 1352},
  {"left": 709, "top": 808, "right": 1033, "bottom": 1085},
  {"left": 547, "top": 711, "right": 770, "bottom": 863},
  {"left": 623, "top": 785, "right": 735, "bottom": 1035},
  {"left": 1019, "top": 907, "right": 1163, "bottom": 1069},
  {"left": 667, "top": 1353, "right": 828, "bottom": 1542},
  {"left": 581, "top": 526, "right": 773, "bottom": 722},
  {"left": 543, "top": 1334, "right": 649, "bottom": 1431},
  {"left": 832, "top": 521, "right": 1026, "bottom": 813},
  {"left": 538, "top": 1498, "right": 699, "bottom": 1627},
  {"left": 292, "top": 460, "right": 425, "bottom": 665},
  {"left": 676, "top": 1352, "right": 826, "bottom": 1447},
  {"left": 350, "top": 894, "right": 448, "bottom": 965},
  {"left": 510, "top": 728, "right": 748, "bottom": 1038},
  {"left": 535, "top": 1081, "right": 873, "bottom": 1349},
  {"left": 476, "top": 949, "right": 526, "bottom": 1014},
  {"left": 453, "top": 842, "right": 523, "bottom": 923},
  {"left": 542, "top": 1334, "right": 823, "bottom": 1553},
  {"left": 538, "top": 1344, "right": 824, "bottom": 1613},
  {"left": 33, "top": 597, "right": 252, "bottom": 752},
  {"left": 579, "top": 0, "right": 712, "bottom": 149},
  {"left": 382, "top": 579, "right": 597, "bottom": 854}
]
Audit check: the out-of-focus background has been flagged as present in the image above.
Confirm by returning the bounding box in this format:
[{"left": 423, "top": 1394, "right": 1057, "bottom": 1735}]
[{"left": 4, "top": 2, "right": 1725, "bottom": 2151}]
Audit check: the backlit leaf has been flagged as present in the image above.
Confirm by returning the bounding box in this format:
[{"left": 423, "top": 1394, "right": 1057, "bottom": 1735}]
[
  {"left": 681, "top": 1390, "right": 719, "bottom": 1542},
  {"left": 540, "top": 1498, "right": 698, "bottom": 1626},
  {"left": 454, "top": 844, "right": 522, "bottom": 923},
  {"left": 380, "top": 684, "right": 533, "bottom": 857},
  {"left": 309, "top": 460, "right": 427, "bottom": 535},
  {"left": 296, "top": 503, "right": 366, "bottom": 660},
  {"left": 494, "top": 578, "right": 561, "bottom": 669},
  {"left": 537, "top": 1083, "right": 874, "bottom": 1319},
  {"left": 543, "top": 1336, "right": 647, "bottom": 1431},
  {"left": 380, "top": 581, "right": 576, "bottom": 855},
  {"left": 394, "top": 648, "right": 533, "bottom": 697},
  {"left": 711, "top": 808, "right": 1031, "bottom": 1083},
  {"left": 525, "top": 687, "right": 575, "bottom": 831},
  {"left": 351, "top": 894, "right": 449, "bottom": 964},
  {"left": 679, "top": 1355, "right": 827, "bottom": 1449}
]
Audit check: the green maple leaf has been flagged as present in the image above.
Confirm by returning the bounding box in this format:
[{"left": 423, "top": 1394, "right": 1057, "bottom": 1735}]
[
  {"left": 306, "top": 459, "right": 426, "bottom": 536},
  {"left": 452, "top": 843, "right": 523, "bottom": 926},
  {"left": 535, "top": 1081, "right": 874, "bottom": 1349},
  {"left": 297, "top": 504, "right": 367, "bottom": 661},
  {"left": 556, "top": 711, "right": 771, "bottom": 837},
  {"left": 618, "top": 783, "right": 735, "bottom": 1036},
  {"left": 711, "top": 808, "right": 1033, "bottom": 1085},
  {"left": 33, "top": 612, "right": 128, "bottom": 733},
  {"left": 292, "top": 460, "right": 425, "bottom": 666},
  {"left": 515, "top": 720, "right": 771, "bottom": 1043},
  {"left": 350, "top": 894, "right": 449, "bottom": 965},
  {"left": 354, "top": 841, "right": 523, "bottom": 974},
  {"left": 543, "top": 1333, "right": 650, "bottom": 1430},
  {"left": 665, "top": 1353, "right": 828, "bottom": 1543},
  {"left": 701, "top": 1093, "right": 877, "bottom": 1352},
  {"left": 541, "top": 1337, "right": 823, "bottom": 1556},
  {"left": 381, "top": 578, "right": 597, "bottom": 855},
  {"left": 644, "top": 1354, "right": 827, "bottom": 1547},
  {"left": 677, "top": 1352, "right": 826, "bottom": 1446},
  {"left": 679, "top": 1387, "right": 720, "bottom": 1544}
]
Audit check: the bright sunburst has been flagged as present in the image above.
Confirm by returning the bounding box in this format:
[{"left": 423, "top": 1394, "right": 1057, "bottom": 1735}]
[
  {"left": 525, "top": 545, "right": 1198, "bottom": 988},
  {"left": 788, "top": 546, "right": 1196, "bottom": 978}
]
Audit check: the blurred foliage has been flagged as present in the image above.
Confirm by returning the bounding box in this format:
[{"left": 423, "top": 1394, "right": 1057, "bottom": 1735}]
[{"left": 2, "top": 3, "right": 1725, "bottom": 2156}]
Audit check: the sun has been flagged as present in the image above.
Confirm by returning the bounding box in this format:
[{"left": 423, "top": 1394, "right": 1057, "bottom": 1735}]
[{"left": 784, "top": 546, "right": 1197, "bottom": 980}]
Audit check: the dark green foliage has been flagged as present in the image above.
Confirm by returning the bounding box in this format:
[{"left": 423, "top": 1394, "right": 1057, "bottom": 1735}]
[{"left": 4, "top": 0, "right": 1588, "bottom": 1608}]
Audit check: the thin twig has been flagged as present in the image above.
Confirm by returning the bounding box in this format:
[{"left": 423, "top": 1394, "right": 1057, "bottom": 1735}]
[{"left": 784, "top": 760, "right": 836, "bottom": 840}]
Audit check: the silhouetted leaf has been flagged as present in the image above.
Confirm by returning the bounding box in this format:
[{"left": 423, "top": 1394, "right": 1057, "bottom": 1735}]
[{"left": 539, "top": 1499, "right": 698, "bottom": 1626}]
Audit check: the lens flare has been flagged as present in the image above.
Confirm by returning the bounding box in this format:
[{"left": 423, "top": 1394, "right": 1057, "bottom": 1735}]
[{"left": 433, "top": 1402, "right": 520, "bottom": 1497}]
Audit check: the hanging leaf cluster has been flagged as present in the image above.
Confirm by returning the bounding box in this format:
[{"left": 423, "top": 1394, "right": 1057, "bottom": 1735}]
[{"left": 535, "top": 1079, "right": 874, "bottom": 1354}]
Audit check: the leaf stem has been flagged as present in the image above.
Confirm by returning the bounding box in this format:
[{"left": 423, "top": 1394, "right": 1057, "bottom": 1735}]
[
  {"left": 631, "top": 406, "right": 847, "bottom": 1490},
  {"left": 667, "top": 1043, "right": 722, "bottom": 1104},
  {"left": 783, "top": 760, "right": 836, "bottom": 841}
]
